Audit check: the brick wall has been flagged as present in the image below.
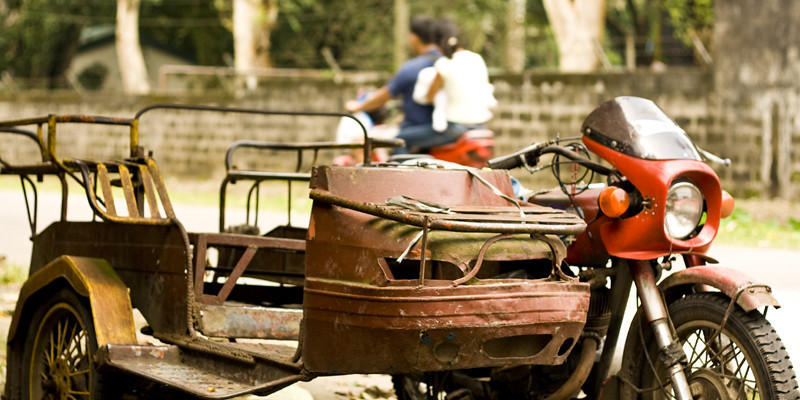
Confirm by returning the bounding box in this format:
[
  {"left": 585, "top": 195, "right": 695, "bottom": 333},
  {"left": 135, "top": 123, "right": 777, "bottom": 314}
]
[{"left": 0, "top": 70, "right": 797, "bottom": 198}]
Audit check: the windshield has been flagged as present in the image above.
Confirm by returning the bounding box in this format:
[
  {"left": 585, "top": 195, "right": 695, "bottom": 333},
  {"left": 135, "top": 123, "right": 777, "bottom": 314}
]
[{"left": 581, "top": 96, "right": 701, "bottom": 161}]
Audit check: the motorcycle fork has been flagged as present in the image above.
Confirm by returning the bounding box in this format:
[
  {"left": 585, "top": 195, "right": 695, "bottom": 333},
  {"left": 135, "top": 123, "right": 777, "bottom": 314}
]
[{"left": 630, "top": 259, "right": 693, "bottom": 400}]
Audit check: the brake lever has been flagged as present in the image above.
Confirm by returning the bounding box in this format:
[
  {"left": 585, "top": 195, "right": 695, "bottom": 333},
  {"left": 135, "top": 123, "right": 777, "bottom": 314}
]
[{"left": 697, "top": 147, "right": 731, "bottom": 167}]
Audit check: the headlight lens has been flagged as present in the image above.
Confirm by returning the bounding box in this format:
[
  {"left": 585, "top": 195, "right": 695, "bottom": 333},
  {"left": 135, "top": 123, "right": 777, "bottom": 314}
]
[{"left": 664, "top": 181, "right": 704, "bottom": 239}]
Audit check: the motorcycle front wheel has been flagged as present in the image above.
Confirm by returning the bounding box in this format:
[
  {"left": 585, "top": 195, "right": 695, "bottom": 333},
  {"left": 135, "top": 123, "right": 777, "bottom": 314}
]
[{"left": 629, "top": 292, "right": 799, "bottom": 399}]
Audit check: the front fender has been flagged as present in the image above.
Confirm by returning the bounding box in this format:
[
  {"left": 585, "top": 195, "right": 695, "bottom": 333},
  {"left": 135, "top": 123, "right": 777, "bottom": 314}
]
[
  {"left": 8, "top": 255, "right": 137, "bottom": 346},
  {"left": 660, "top": 265, "right": 780, "bottom": 312}
]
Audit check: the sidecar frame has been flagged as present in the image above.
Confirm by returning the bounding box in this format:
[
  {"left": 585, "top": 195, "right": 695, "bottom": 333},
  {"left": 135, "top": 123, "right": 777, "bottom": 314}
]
[{"left": 1, "top": 105, "right": 591, "bottom": 398}]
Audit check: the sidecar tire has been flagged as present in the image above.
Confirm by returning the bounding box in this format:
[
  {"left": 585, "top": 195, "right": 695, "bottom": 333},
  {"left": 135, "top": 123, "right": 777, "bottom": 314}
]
[
  {"left": 15, "top": 288, "right": 119, "bottom": 399},
  {"left": 625, "top": 292, "right": 799, "bottom": 399}
]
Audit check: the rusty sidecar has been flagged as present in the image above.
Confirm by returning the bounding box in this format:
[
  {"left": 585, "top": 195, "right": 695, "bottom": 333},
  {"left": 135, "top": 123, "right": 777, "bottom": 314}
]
[{"left": 0, "top": 105, "right": 588, "bottom": 399}]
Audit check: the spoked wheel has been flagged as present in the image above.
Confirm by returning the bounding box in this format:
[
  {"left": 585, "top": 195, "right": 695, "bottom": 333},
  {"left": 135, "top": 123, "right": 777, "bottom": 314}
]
[
  {"left": 22, "top": 288, "right": 104, "bottom": 400},
  {"left": 634, "top": 293, "right": 799, "bottom": 400}
]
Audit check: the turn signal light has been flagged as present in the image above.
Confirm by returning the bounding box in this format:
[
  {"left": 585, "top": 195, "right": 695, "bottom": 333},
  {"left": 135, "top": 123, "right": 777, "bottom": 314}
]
[
  {"left": 721, "top": 190, "right": 735, "bottom": 218},
  {"left": 599, "top": 187, "right": 630, "bottom": 218}
]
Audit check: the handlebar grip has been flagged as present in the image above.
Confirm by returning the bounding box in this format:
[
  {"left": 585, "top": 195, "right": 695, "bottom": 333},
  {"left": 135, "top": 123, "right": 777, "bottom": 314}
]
[
  {"left": 487, "top": 154, "right": 525, "bottom": 170},
  {"left": 488, "top": 142, "right": 546, "bottom": 170}
]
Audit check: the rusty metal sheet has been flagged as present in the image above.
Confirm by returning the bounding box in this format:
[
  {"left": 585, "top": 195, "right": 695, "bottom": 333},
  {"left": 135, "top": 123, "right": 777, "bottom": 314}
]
[
  {"left": 198, "top": 304, "right": 302, "bottom": 340},
  {"left": 659, "top": 265, "right": 780, "bottom": 312},
  {"left": 98, "top": 344, "right": 305, "bottom": 399},
  {"left": 302, "top": 277, "right": 590, "bottom": 374},
  {"left": 30, "top": 221, "right": 192, "bottom": 335}
]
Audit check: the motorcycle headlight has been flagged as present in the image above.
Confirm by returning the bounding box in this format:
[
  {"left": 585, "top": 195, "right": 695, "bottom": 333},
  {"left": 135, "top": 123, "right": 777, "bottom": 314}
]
[{"left": 664, "top": 181, "right": 704, "bottom": 239}]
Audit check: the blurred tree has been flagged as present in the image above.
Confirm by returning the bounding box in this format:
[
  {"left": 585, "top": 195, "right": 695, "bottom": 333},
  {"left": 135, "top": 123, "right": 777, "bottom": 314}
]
[
  {"left": 541, "top": 0, "right": 606, "bottom": 72},
  {"left": 394, "top": 0, "right": 409, "bottom": 70},
  {"left": 117, "top": 0, "right": 149, "bottom": 94},
  {"left": 607, "top": 0, "right": 708, "bottom": 67},
  {"left": 0, "top": 0, "right": 711, "bottom": 92},
  {"left": 271, "top": 0, "right": 513, "bottom": 71},
  {"left": 505, "top": 0, "right": 527, "bottom": 73},
  {"left": 0, "top": 0, "right": 114, "bottom": 88},
  {"left": 232, "top": 0, "right": 278, "bottom": 71},
  {"left": 664, "top": 0, "right": 712, "bottom": 58},
  {"left": 271, "top": 0, "right": 394, "bottom": 71},
  {"left": 141, "top": 0, "right": 232, "bottom": 66}
]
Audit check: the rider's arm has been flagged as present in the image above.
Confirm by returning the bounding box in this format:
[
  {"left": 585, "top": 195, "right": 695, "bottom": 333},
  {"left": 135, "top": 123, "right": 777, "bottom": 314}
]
[
  {"left": 425, "top": 73, "right": 443, "bottom": 104},
  {"left": 345, "top": 86, "right": 391, "bottom": 113}
]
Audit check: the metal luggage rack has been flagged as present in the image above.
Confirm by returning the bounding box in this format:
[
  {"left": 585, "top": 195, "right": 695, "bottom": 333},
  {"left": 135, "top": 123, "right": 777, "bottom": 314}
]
[
  {"left": 219, "top": 138, "right": 403, "bottom": 231},
  {"left": 309, "top": 187, "right": 587, "bottom": 235},
  {"left": 309, "top": 181, "right": 587, "bottom": 287}
]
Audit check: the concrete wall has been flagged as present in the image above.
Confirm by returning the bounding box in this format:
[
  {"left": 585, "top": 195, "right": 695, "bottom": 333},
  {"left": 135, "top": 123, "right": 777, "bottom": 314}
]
[
  {"left": 0, "top": 70, "right": 783, "bottom": 197},
  {"left": 713, "top": 0, "right": 800, "bottom": 198}
]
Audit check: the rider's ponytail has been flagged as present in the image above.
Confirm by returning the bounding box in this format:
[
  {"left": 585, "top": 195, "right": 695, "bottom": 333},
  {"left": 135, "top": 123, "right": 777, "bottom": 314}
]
[{"left": 435, "top": 18, "right": 461, "bottom": 59}]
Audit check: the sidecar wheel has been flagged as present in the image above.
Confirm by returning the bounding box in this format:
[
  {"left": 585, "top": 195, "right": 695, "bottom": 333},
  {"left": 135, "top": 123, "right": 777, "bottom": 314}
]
[
  {"left": 630, "top": 292, "right": 799, "bottom": 399},
  {"left": 18, "top": 288, "right": 116, "bottom": 399}
]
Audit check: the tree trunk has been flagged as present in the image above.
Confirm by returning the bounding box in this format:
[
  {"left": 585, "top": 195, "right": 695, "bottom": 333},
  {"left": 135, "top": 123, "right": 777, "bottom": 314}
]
[
  {"left": 394, "top": 0, "right": 409, "bottom": 71},
  {"left": 116, "top": 0, "right": 150, "bottom": 95},
  {"left": 233, "top": 0, "right": 279, "bottom": 89},
  {"left": 542, "top": 0, "right": 606, "bottom": 72},
  {"left": 505, "top": 0, "right": 527, "bottom": 73}
]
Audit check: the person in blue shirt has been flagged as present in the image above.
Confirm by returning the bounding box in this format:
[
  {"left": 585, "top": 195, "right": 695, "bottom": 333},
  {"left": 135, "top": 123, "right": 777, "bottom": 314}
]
[{"left": 345, "top": 15, "right": 441, "bottom": 154}]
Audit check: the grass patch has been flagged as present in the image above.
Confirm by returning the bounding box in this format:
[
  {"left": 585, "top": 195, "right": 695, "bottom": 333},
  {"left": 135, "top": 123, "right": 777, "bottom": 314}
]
[
  {"left": 715, "top": 199, "right": 800, "bottom": 249},
  {"left": 0, "top": 258, "right": 27, "bottom": 285},
  {"left": 165, "top": 178, "right": 314, "bottom": 212}
]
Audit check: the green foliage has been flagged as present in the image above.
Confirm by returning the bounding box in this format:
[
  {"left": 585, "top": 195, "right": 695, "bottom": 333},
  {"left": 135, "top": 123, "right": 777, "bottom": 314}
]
[
  {"left": 76, "top": 61, "right": 108, "bottom": 90},
  {"left": 0, "top": 258, "right": 26, "bottom": 285},
  {"left": 0, "top": 0, "right": 231, "bottom": 87},
  {"left": 664, "top": 0, "right": 713, "bottom": 47},
  {"left": 0, "top": 0, "right": 114, "bottom": 87},
  {"left": 717, "top": 205, "right": 800, "bottom": 250},
  {"left": 140, "top": 0, "right": 232, "bottom": 66},
  {"left": 0, "top": 0, "right": 714, "bottom": 87},
  {"left": 271, "top": 0, "right": 530, "bottom": 71},
  {"left": 272, "top": 0, "right": 395, "bottom": 71}
]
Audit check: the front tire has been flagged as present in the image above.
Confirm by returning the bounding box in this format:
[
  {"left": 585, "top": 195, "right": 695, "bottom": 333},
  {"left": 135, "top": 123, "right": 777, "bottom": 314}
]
[{"left": 627, "top": 292, "right": 799, "bottom": 399}]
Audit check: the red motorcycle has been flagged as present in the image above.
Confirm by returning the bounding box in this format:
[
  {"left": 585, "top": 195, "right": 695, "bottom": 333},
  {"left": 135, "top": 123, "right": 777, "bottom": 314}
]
[
  {"left": 333, "top": 113, "right": 495, "bottom": 168},
  {"left": 395, "top": 96, "right": 798, "bottom": 399}
]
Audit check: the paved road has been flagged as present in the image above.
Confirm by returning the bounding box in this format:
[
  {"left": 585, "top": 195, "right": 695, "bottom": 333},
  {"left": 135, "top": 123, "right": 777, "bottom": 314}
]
[{"left": 0, "top": 187, "right": 798, "bottom": 399}]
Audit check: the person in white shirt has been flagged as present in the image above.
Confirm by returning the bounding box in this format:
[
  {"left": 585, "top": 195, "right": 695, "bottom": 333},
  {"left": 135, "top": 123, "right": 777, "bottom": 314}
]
[
  {"left": 403, "top": 18, "right": 496, "bottom": 154},
  {"left": 423, "top": 18, "right": 496, "bottom": 139}
]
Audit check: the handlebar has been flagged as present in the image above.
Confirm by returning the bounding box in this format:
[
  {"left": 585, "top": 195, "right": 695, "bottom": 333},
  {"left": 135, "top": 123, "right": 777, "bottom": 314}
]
[
  {"left": 488, "top": 142, "right": 548, "bottom": 170},
  {"left": 489, "top": 142, "right": 614, "bottom": 176}
]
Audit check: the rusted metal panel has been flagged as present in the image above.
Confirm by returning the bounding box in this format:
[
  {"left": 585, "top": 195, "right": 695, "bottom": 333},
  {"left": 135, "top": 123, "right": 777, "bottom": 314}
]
[
  {"left": 30, "top": 222, "right": 192, "bottom": 335},
  {"left": 303, "top": 165, "right": 590, "bottom": 374},
  {"left": 303, "top": 277, "right": 589, "bottom": 373},
  {"left": 660, "top": 265, "right": 780, "bottom": 312},
  {"left": 8, "top": 255, "right": 138, "bottom": 347},
  {"left": 97, "top": 344, "right": 306, "bottom": 399},
  {"left": 198, "top": 304, "right": 302, "bottom": 340}
]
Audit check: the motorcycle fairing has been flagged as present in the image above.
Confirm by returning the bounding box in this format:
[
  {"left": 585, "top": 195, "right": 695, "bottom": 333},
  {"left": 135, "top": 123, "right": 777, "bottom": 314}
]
[
  {"left": 581, "top": 96, "right": 702, "bottom": 162},
  {"left": 583, "top": 137, "right": 722, "bottom": 260}
]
